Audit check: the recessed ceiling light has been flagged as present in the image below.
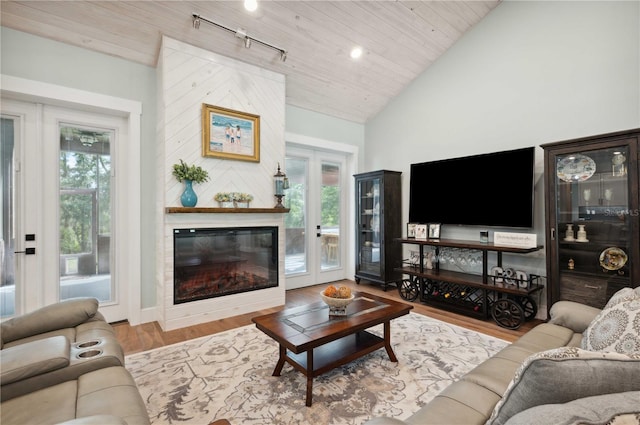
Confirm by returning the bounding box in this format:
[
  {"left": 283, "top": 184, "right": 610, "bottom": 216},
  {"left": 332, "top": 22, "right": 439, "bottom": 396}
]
[
  {"left": 244, "top": 0, "right": 258, "bottom": 12},
  {"left": 350, "top": 46, "right": 363, "bottom": 59}
]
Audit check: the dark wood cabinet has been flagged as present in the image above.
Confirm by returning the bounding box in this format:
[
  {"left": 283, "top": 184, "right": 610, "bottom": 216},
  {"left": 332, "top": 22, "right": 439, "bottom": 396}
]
[
  {"left": 542, "top": 128, "right": 640, "bottom": 310},
  {"left": 354, "top": 170, "right": 402, "bottom": 290}
]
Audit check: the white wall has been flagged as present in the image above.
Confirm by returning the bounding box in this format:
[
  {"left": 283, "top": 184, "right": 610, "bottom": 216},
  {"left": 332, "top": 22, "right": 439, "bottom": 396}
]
[
  {"left": 286, "top": 104, "right": 366, "bottom": 171},
  {"left": 366, "top": 1, "right": 639, "bottom": 168},
  {"left": 365, "top": 0, "right": 640, "bottom": 315}
]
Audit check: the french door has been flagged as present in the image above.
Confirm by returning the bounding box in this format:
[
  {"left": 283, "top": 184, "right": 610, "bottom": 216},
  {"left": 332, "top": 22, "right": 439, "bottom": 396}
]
[
  {"left": 284, "top": 147, "right": 348, "bottom": 289},
  {"left": 1, "top": 99, "right": 127, "bottom": 321}
]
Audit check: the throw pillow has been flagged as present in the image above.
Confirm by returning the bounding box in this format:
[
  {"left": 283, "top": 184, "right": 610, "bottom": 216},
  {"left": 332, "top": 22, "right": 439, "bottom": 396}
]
[
  {"left": 503, "top": 391, "right": 640, "bottom": 425},
  {"left": 581, "top": 287, "right": 640, "bottom": 353},
  {"left": 607, "top": 287, "right": 637, "bottom": 306},
  {"left": 486, "top": 347, "right": 640, "bottom": 425}
]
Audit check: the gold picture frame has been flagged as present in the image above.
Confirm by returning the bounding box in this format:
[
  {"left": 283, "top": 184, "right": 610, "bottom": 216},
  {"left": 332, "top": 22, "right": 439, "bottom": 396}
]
[{"left": 202, "top": 103, "right": 260, "bottom": 162}]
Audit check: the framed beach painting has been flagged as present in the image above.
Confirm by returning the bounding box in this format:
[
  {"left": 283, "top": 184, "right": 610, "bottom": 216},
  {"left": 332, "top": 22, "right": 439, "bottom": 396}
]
[{"left": 202, "top": 104, "right": 260, "bottom": 162}]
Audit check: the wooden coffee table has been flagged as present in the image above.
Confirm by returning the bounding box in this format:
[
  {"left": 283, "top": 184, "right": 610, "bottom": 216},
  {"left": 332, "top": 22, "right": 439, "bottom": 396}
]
[{"left": 251, "top": 291, "right": 413, "bottom": 406}]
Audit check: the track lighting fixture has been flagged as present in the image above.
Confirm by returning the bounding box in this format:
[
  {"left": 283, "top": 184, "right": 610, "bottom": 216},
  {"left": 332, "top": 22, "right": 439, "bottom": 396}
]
[{"left": 192, "top": 13, "right": 287, "bottom": 62}]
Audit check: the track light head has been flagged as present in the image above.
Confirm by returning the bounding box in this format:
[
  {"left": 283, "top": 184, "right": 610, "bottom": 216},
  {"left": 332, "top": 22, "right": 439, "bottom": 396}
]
[
  {"left": 281, "top": 51, "right": 287, "bottom": 62},
  {"left": 192, "top": 14, "right": 201, "bottom": 29},
  {"left": 244, "top": 37, "right": 252, "bottom": 48}
]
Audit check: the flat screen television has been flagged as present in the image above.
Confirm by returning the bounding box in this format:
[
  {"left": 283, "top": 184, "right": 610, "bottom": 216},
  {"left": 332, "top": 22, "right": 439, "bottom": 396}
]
[{"left": 409, "top": 147, "right": 535, "bottom": 228}]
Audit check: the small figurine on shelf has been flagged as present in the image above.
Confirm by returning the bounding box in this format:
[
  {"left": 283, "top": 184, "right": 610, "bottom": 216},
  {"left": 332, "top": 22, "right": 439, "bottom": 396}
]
[
  {"left": 568, "top": 258, "right": 575, "bottom": 270},
  {"left": 565, "top": 224, "right": 575, "bottom": 241},
  {"left": 576, "top": 224, "right": 588, "bottom": 242},
  {"left": 425, "top": 252, "right": 434, "bottom": 270}
]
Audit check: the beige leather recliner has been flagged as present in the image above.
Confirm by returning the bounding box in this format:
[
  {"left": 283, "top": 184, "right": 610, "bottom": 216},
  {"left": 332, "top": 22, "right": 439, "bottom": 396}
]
[{"left": 1, "top": 298, "right": 150, "bottom": 425}]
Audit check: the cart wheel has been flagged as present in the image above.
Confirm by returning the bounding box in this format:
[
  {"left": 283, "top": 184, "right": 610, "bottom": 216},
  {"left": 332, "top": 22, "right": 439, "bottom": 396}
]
[
  {"left": 491, "top": 298, "right": 525, "bottom": 329},
  {"left": 515, "top": 295, "right": 538, "bottom": 321},
  {"left": 355, "top": 277, "right": 361, "bottom": 284},
  {"left": 398, "top": 279, "right": 419, "bottom": 301}
]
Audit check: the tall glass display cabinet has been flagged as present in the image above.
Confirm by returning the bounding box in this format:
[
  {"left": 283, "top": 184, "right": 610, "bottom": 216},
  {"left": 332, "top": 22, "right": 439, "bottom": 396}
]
[
  {"left": 354, "top": 170, "right": 402, "bottom": 290},
  {"left": 542, "top": 128, "right": 639, "bottom": 311}
]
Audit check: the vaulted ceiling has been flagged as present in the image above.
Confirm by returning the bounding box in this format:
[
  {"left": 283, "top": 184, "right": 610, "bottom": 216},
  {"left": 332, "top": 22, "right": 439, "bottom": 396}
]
[{"left": 1, "top": 1, "right": 501, "bottom": 123}]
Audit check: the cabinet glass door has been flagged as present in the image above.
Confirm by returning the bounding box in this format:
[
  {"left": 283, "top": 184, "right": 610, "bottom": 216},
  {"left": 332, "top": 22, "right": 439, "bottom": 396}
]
[
  {"left": 357, "top": 177, "right": 381, "bottom": 276},
  {"left": 554, "top": 145, "right": 631, "bottom": 307}
]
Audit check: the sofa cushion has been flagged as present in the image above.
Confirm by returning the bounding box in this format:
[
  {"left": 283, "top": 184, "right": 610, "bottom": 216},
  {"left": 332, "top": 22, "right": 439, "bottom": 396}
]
[
  {"left": 503, "top": 391, "right": 640, "bottom": 425},
  {"left": 581, "top": 287, "right": 640, "bottom": 353},
  {"left": 0, "top": 335, "right": 70, "bottom": 385},
  {"left": 463, "top": 357, "right": 522, "bottom": 396},
  {"left": 487, "top": 347, "right": 640, "bottom": 425},
  {"left": 507, "top": 323, "right": 574, "bottom": 352},
  {"left": 76, "top": 366, "right": 150, "bottom": 425},
  {"left": 0, "top": 367, "right": 150, "bottom": 425},
  {"left": 1, "top": 298, "right": 99, "bottom": 344},
  {"left": 1, "top": 380, "right": 79, "bottom": 425},
  {"left": 409, "top": 380, "right": 501, "bottom": 425}
]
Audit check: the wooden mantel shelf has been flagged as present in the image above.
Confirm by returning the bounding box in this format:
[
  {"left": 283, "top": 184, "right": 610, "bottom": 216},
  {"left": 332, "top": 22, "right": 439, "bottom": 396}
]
[{"left": 165, "top": 207, "right": 290, "bottom": 214}]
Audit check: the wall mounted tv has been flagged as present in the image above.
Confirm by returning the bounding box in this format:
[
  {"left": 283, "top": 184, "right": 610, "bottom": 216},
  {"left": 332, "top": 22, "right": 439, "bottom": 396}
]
[{"left": 409, "top": 146, "right": 535, "bottom": 228}]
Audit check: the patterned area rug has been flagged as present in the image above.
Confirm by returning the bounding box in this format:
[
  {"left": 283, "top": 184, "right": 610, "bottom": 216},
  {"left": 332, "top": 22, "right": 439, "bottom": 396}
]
[{"left": 126, "top": 313, "right": 508, "bottom": 425}]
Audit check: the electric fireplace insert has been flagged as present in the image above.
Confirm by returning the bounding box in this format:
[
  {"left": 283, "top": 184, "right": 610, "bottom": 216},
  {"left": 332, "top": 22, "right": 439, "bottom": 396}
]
[{"left": 173, "top": 226, "right": 278, "bottom": 304}]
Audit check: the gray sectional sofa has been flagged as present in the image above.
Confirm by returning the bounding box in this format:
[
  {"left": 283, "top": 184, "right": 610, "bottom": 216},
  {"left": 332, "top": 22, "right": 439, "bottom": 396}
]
[
  {"left": 364, "top": 288, "right": 640, "bottom": 425},
  {"left": 1, "top": 298, "right": 150, "bottom": 425}
]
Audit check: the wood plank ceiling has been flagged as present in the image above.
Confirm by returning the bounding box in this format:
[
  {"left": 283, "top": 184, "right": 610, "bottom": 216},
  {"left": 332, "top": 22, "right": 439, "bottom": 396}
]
[{"left": 0, "top": 1, "right": 500, "bottom": 123}]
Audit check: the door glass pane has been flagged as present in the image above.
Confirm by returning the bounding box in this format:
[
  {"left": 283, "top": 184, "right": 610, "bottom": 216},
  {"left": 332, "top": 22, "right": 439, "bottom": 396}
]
[
  {"left": 284, "top": 157, "right": 307, "bottom": 274},
  {"left": 320, "top": 162, "right": 341, "bottom": 270},
  {"left": 357, "top": 177, "right": 381, "bottom": 275},
  {"left": 59, "top": 125, "right": 112, "bottom": 302},
  {"left": 555, "top": 146, "right": 631, "bottom": 306},
  {"left": 1, "top": 118, "right": 16, "bottom": 317}
]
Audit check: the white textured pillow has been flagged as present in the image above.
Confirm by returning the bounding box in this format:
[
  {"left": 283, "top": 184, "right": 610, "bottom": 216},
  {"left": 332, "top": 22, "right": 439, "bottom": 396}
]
[{"left": 581, "top": 287, "right": 640, "bottom": 353}]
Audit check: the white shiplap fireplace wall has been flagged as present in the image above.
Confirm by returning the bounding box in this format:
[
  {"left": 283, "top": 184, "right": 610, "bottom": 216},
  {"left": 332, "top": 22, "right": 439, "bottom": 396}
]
[{"left": 156, "top": 36, "right": 286, "bottom": 331}]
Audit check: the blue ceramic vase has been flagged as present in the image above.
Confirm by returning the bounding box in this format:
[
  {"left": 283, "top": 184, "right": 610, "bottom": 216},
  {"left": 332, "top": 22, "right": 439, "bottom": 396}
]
[{"left": 180, "top": 179, "right": 198, "bottom": 207}]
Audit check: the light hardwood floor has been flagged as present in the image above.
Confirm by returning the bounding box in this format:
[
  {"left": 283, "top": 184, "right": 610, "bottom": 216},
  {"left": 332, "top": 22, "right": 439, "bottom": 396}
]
[{"left": 113, "top": 279, "right": 543, "bottom": 355}]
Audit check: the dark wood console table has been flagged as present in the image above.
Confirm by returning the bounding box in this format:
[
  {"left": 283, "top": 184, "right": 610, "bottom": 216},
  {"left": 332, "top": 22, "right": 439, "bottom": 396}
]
[{"left": 396, "top": 238, "right": 544, "bottom": 329}]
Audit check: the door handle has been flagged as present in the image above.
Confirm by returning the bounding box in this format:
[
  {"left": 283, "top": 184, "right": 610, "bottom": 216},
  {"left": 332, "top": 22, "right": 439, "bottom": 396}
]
[{"left": 15, "top": 248, "right": 36, "bottom": 255}]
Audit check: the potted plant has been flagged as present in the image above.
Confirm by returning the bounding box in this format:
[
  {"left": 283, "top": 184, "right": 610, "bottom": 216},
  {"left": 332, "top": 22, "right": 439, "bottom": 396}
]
[
  {"left": 172, "top": 159, "right": 209, "bottom": 207},
  {"left": 214, "top": 192, "right": 234, "bottom": 208},
  {"left": 233, "top": 192, "right": 254, "bottom": 208},
  {"left": 214, "top": 192, "right": 254, "bottom": 208}
]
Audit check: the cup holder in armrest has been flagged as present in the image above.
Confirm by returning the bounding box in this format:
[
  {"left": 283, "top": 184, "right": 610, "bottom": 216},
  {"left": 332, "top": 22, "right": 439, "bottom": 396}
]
[
  {"left": 75, "top": 340, "right": 101, "bottom": 349},
  {"left": 77, "top": 349, "right": 103, "bottom": 359}
]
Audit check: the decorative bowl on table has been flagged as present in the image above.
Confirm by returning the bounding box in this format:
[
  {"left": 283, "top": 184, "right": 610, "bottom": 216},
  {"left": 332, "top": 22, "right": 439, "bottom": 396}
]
[{"left": 321, "top": 285, "right": 354, "bottom": 316}]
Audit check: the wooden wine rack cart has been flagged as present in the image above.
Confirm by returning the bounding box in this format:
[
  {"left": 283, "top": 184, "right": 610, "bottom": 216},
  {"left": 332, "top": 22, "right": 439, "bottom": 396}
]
[{"left": 396, "top": 238, "right": 544, "bottom": 329}]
